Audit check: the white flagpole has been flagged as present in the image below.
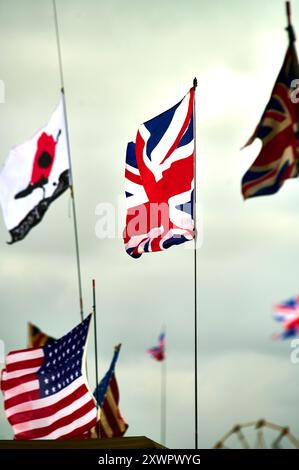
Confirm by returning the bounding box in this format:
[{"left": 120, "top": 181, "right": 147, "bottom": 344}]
[
  {"left": 193, "top": 77, "right": 198, "bottom": 450},
  {"left": 52, "top": 0, "right": 84, "bottom": 321}
]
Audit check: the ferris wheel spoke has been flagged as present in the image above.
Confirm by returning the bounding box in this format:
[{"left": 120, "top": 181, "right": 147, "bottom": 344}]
[
  {"left": 213, "top": 419, "right": 299, "bottom": 449},
  {"left": 255, "top": 429, "right": 266, "bottom": 449},
  {"left": 236, "top": 429, "right": 251, "bottom": 449}
]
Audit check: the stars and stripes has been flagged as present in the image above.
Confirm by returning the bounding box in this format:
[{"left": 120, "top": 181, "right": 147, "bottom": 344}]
[
  {"left": 273, "top": 296, "right": 299, "bottom": 340},
  {"left": 124, "top": 87, "right": 195, "bottom": 258},
  {"left": 241, "top": 40, "right": 299, "bottom": 199},
  {"left": 0, "top": 315, "right": 97, "bottom": 440},
  {"left": 147, "top": 332, "right": 165, "bottom": 361}
]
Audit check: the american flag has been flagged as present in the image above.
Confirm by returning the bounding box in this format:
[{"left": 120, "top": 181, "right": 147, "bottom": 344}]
[
  {"left": 124, "top": 87, "right": 195, "bottom": 258},
  {"left": 242, "top": 39, "right": 299, "bottom": 199},
  {"left": 92, "top": 344, "right": 128, "bottom": 438},
  {"left": 147, "top": 332, "right": 165, "bottom": 361},
  {"left": 1, "top": 315, "right": 97, "bottom": 440},
  {"left": 273, "top": 296, "right": 299, "bottom": 340}
]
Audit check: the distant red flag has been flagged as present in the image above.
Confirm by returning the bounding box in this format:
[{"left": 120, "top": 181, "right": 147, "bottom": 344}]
[
  {"left": 147, "top": 332, "right": 165, "bottom": 361},
  {"left": 272, "top": 296, "right": 299, "bottom": 340}
]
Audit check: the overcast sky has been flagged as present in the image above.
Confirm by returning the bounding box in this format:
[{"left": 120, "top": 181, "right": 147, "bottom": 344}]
[{"left": 0, "top": 0, "right": 299, "bottom": 449}]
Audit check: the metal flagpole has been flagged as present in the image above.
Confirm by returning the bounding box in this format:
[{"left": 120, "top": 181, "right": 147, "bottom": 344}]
[
  {"left": 192, "top": 77, "right": 198, "bottom": 450},
  {"left": 286, "top": 1, "right": 292, "bottom": 31},
  {"left": 92, "top": 279, "right": 100, "bottom": 437},
  {"left": 286, "top": 1, "right": 295, "bottom": 42},
  {"left": 161, "top": 325, "right": 166, "bottom": 446},
  {"left": 52, "top": 0, "right": 84, "bottom": 321}
]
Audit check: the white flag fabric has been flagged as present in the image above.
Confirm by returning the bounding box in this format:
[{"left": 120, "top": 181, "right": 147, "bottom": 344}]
[{"left": 0, "top": 94, "right": 70, "bottom": 243}]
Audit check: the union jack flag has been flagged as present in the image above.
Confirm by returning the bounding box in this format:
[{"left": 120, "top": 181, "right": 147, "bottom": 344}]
[
  {"left": 273, "top": 296, "right": 299, "bottom": 340},
  {"left": 242, "top": 40, "right": 299, "bottom": 199},
  {"left": 124, "top": 87, "right": 195, "bottom": 258},
  {"left": 0, "top": 315, "right": 97, "bottom": 439},
  {"left": 147, "top": 332, "right": 165, "bottom": 361}
]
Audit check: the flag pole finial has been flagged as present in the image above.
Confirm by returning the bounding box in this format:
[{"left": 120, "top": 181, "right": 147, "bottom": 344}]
[{"left": 193, "top": 77, "right": 198, "bottom": 89}]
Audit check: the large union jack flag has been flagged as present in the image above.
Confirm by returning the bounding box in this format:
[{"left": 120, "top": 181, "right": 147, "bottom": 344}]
[
  {"left": 242, "top": 42, "right": 299, "bottom": 199},
  {"left": 124, "top": 87, "right": 195, "bottom": 258}
]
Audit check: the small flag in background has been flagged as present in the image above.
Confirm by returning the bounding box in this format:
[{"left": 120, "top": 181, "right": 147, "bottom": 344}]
[
  {"left": 28, "top": 322, "right": 55, "bottom": 348},
  {"left": 93, "top": 344, "right": 128, "bottom": 438},
  {"left": 0, "top": 94, "right": 70, "bottom": 244},
  {"left": 0, "top": 315, "right": 97, "bottom": 440},
  {"left": 147, "top": 332, "right": 165, "bottom": 361},
  {"left": 241, "top": 33, "right": 299, "bottom": 199},
  {"left": 273, "top": 296, "right": 299, "bottom": 340},
  {"left": 124, "top": 87, "right": 195, "bottom": 258}
]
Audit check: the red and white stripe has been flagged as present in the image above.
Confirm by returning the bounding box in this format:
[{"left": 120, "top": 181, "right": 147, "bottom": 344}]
[
  {"left": 99, "top": 375, "right": 128, "bottom": 438},
  {"left": 1, "top": 348, "right": 97, "bottom": 440}
]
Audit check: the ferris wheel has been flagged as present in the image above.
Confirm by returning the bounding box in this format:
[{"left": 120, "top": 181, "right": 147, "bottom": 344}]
[{"left": 213, "top": 419, "right": 299, "bottom": 449}]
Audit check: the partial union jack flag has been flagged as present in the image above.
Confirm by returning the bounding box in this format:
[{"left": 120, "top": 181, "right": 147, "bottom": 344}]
[
  {"left": 0, "top": 315, "right": 97, "bottom": 440},
  {"left": 273, "top": 296, "right": 299, "bottom": 340},
  {"left": 147, "top": 332, "right": 165, "bottom": 361},
  {"left": 124, "top": 87, "right": 195, "bottom": 258},
  {"left": 242, "top": 37, "right": 299, "bottom": 199}
]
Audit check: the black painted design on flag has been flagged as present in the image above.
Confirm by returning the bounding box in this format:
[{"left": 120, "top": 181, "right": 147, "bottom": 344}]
[{"left": 8, "top": 169, "right": 70, "bottom": 244}]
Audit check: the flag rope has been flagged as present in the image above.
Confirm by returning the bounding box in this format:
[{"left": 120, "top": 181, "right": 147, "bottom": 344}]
[{"left": 52, "top": 0, "right": 84, "bottom": 321}]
